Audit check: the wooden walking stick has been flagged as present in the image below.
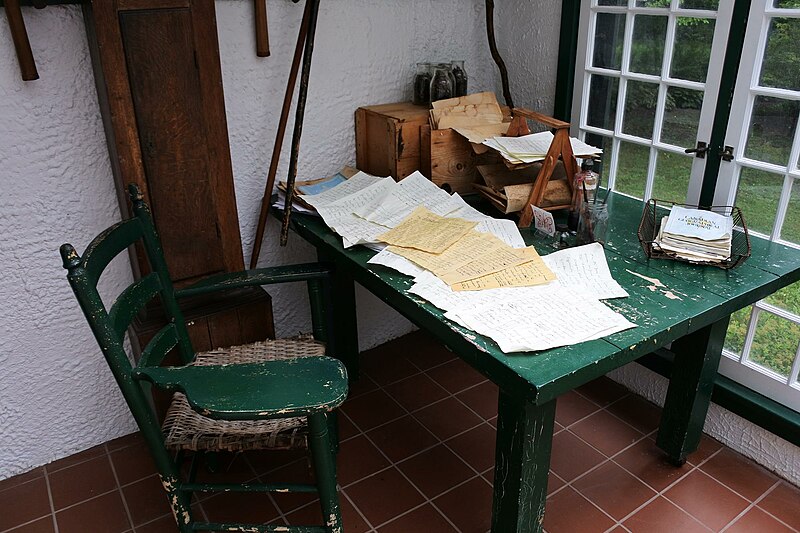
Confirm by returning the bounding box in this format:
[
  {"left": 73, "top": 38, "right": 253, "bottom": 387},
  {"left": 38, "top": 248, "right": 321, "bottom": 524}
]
[
  {"left": 280, "top": 0, "right": 321, "bottom": 246},
  {"left": 254, "top": 0, "right": 270, "bottom": 57},
  {"left": 4, "top": 0, "right": 39, "bottom": 81},
  {"left": 249, "top": 0, "right": 312, "bottom": 268}
]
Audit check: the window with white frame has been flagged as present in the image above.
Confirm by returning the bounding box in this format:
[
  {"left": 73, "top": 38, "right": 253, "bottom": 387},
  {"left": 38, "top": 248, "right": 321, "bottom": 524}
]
[{"left": 573, "top": 0, "right": 800, "bottom": 411}]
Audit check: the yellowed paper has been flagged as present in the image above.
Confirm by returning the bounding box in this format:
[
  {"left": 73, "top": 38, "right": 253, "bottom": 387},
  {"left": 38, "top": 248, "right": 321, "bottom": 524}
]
[
  {"left": 431, "top": 92, "right": 504, "bottom": 129},
  {"left": 376, "top": 207, "right": 477, "bottom": 253},
  {"left": 389, "top": 231, "right": 495, "bottom": 275},
  {"left": 504, "top": 184, "right": 534, "bottom": 213},
  {"left": 438, "top": 243, "right": 532, "bottom": 285},
  {"left": 450, "top": 248, "right": 556, "bottom": 291},
  {"left": 453, "top": 122, "right": 511, "bottom": 144}
]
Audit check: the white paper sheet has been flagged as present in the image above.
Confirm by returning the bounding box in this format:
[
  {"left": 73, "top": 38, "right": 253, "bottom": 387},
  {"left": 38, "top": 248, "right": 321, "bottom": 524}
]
[
  {"left": 444, "top": 287, "right": 634, "bottom": 353},
  {"left": 299, "top": 171, "right": 384, "bottom": 208},
  {"left": 542, "top": 243, "right": 629, "bottom": 300},
  {"left": 354, "top": 172, "right": 464, "bottom": 228},
  {"left": 314, "top": 178, "right": 395, "bottom": 247}
]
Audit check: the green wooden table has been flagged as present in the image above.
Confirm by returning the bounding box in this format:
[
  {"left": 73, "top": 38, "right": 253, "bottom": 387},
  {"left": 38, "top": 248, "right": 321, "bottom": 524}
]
[{"left": 282, "top": 192, "right": 800, "bottom": 532}]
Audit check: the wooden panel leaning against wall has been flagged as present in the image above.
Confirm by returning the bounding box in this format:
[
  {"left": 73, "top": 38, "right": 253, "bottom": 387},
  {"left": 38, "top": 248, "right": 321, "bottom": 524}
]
[{"left": 83, "top": 0, "right": 275, "bottom": 410}]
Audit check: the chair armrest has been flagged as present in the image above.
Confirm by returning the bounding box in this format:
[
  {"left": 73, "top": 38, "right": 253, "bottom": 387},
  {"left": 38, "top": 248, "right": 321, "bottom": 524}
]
[
  {"left": 175, "top": 263, "right": 332, "bottom": 299},
  {"left": 132, "top": 358, "right": 348, "bottom": 420}
]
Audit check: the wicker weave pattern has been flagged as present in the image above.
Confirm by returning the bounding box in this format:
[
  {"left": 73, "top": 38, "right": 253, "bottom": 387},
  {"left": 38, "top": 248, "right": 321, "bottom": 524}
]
[{"left": 161, "top": 337, "right": 326, "bottom": 452}]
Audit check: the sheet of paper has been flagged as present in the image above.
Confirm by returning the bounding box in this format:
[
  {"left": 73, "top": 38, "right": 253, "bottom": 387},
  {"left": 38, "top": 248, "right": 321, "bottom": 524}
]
[
  {"left": 314, "top": 178, "right": 395, "bottom": 247},
  {"left": 354, "top": 172, "right": 463, "bottom": 228},
  {"left": 449, "top": 248, "right": 556, "bottom": 291},
  {"left": 453, "top": 122, "right": 510, "bottom": 144},
  {"left": 447, "top": 194, "right": 493, "bottom": 222},
  {"left": 295, "top": 173, "right": 347, "bottom": 196},
  {"left": 474, "top": 218, "right": 526, "bottom": 248},
  {"left": 438, "top": 242, "right": 532, "bottom": 285},
  {"left": 300, "top": 172, "right": 385, "bottom": 208},
  {"left": 504, "top": 184, "right": 534, "bottom": 213},
  {"left": 542, "top": 243, "right": 629, "bottom": 300},
  {"left": 389, "top": 230, "right": 497, "bottom": 275},
  {"left": 367, "top": 248, "right": 426, "bottom": 277},
  {"left": 449, "top": 287, "right": 635, "bottom": 353},
  {"left": 377, "top": 207, "right": 477, "bottom": 253}
]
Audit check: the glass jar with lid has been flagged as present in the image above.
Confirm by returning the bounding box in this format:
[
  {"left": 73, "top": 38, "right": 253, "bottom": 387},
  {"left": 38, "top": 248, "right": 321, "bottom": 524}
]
[
  {"left": 429, "top": 63, "right": 455, "bottom": 103},
  {"left": 412, "top": 62, "right": 432, "bottom": 105}
]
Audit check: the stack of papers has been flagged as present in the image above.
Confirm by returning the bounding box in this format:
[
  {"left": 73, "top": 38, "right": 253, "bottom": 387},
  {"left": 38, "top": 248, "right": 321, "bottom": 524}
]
[
  {"left": 278, "top": 167, "right": 358, "bottom": 211},
  {"left": 430, "top": 92, "right": 511, "bottom": 144},
  {"left": 483, "top": 131, "right": 602, "bottom": 165},
  {"left": 295, "top": 170, "right": 635, "bottom": 353},
  {"left": 653, "top": 206, "right": 733, "bottom": 263}
]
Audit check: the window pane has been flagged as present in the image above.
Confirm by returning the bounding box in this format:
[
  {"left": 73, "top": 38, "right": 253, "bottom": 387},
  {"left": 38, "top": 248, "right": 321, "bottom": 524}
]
[
  {"left": 623, "top": 80, "right": 658, "bottom": 138},
  {"left": 773, "top": 0, "right": 800, "bottom": 8},
  {"left": 583, "top": 133, "right": 612, "bottom": 179},
  {"left": 759, "top": 18, "right": 800, "bottom": 91},
  {"left": 593, "top": 13, "right": 626, "bottom": 70},
  {"left": 670, "top": 18, "right": 715, "bottom": 82},
  {"left": 765, "top": 281, "right": 800, "bottom": 316},
  {"left": 747, "top": 311, "right": 798, "bottom": 378},
  {"left": 652, "top": 151, "right": 692, "bottom": 202},
  {"left": 599, "top": 0, "right": 627, "bottom": 5},
  {"left": 630, "top": 15, "right": 668, "bottom": 75},
  {"left": 635, "top": 0, "right": 670, "bottom": 7},
  {"left": 744, "top": 96, "right": 800, "bottom": 166},
  {"left": 660, "top": 87, "right": 704, "bottom": 146},
  {"left": 587, "top": 75, "right": 619, "bottom": 131},
  {"left": 725, "top": 307, "right": 751, "bottom": 356},
  {"left": 615, "top": 142, "right": 650, "bottom": 198},
  {"left": 734, "top": 167, "right": 782, "bottom": 237},
  {"left": 679, "top": 0, "right": 719, "bottom": 9},
  {"left": 782, "top": 179, "right": 800, "bottom": 244}
]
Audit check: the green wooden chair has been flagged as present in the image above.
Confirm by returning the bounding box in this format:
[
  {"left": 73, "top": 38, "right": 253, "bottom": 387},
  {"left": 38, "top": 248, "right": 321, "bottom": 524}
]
[{"left": 60, "top": 184, "right": 347, "bottom": 533}]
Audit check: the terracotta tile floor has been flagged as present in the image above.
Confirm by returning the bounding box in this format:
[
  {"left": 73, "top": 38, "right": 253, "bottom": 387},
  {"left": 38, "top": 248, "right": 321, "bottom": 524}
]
[{"left": 2, "top": 330, "right": 799, "bottom": 533}]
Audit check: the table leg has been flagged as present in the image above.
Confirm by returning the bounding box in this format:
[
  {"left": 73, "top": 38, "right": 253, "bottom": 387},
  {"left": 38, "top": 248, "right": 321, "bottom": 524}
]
[
  {"left": 491, "top": 391, "right": 556, "bottom": 533},
  {"left": 317, "top": 249, "right": 360, "bottom": 380},
  {"left": 656, "top": 315, "right": 730, "bottom": 465}
]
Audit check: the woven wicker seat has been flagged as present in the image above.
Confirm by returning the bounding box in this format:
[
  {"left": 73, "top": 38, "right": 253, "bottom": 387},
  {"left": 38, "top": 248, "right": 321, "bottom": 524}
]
[{"left": 163, "top": 337, "right": 326, "bottom": 452}]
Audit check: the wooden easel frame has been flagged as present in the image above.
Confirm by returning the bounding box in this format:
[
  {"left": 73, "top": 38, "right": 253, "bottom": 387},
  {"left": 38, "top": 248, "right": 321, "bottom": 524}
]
[{"left": 506, "top": 108, "right": 578, "bottom": 228}]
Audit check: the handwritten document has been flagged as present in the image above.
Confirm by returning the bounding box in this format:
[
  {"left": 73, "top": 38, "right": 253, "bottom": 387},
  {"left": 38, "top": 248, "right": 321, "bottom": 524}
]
[
  {"left": 447, "top": 288, "right": 635, "bottom": 352},
  {"left": 355, "top": 172, "right": 463, "bottom": 228},
  {"left": 314, "top": 178, "right": 395, "bottom": 247},
  {"left": 300, "top": 171, "right": 384, "bottom": 208},
  {"left": 377, "top": 207, "right": 477, "bottom": 253},
  {"left": 450, "top": 248, "right": 556, "bottom": 291},
  {"left": 542, "top": 243, "right": 629, "bottom": 300}
]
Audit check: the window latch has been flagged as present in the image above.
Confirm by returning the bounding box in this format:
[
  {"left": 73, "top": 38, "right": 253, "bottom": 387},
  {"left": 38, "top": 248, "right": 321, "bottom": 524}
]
[
  {"left": 719, "top": 145, "right": 735, "bottom": 162},
  {"left": 685, "top": 141, "right": 709, "bottom": 158}
]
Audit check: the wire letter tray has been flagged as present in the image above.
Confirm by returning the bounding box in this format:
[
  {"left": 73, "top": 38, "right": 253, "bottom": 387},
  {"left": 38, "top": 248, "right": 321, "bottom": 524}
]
[{"left": 637, "top": 199, "right": 751, "bottom": 269}]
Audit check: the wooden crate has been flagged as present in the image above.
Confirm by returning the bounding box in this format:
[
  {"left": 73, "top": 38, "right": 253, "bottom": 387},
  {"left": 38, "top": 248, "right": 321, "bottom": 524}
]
[
  {"left": 420, "top": 125, "right": 486, "bottom": 194},
  {"left": 355, "top": 102, "right": 430, "bottom": 180}
]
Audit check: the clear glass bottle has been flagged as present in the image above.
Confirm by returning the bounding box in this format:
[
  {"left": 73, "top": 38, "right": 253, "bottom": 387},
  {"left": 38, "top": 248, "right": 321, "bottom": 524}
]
[
  {"left": 450, "top": 60, "right": 468, "bottom": 97},
  {"left": 568, "top": 159, "right": 598, "bottom": 230},
  {"left": 429, "top": 64, "right": 455, "bottom": 102},
  {"left": 412, "top": 62, "right": 432, "bottom": 105}
]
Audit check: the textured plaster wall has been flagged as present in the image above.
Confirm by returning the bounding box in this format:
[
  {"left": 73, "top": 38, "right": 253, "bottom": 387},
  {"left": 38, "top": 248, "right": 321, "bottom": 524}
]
[
  {"left": 0, "top": 0, "right": 494, "bottom": 479},
  {"left": 494, "top": 2, "right": 799, "bottom": 487},
  {"left": 494, "top": 0, "right": 563, "bottom": 116}
]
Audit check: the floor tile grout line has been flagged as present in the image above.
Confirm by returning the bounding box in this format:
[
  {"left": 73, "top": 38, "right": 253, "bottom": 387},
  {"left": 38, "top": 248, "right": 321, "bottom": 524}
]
[
  {"left": 242, "top": 451, "right": 290, "bottom": 527},
  {"left": 106, "top": 447, "right": 137, "bottom": 531},
  {"left": 750, "top": 481, "right": 800, "bottom": 533},
  {"left": 341, "top": 488, "right": 374, "bottom": 531},
  {"left": 42, "top": 463, "right": 59, "bottom": 533}
]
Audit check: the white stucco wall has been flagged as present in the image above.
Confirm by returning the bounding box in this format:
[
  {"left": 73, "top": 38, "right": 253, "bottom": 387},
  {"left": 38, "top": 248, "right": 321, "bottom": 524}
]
[
  {"left": 495, "top": 1, "right": 799, "bottom": 487},
  {"left": 0, "top": 0, "right": 495, "bottom": 480}
]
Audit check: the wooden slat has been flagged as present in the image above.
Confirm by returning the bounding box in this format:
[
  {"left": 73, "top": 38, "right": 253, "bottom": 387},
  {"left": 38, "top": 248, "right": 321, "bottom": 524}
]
[{"left": 108, "top": 272, "right": 162, "bottom": 339}]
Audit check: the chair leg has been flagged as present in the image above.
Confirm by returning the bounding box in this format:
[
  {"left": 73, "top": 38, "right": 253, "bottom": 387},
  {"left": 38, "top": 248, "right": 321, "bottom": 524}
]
[
  {"left": 327, "top": 410, "right": 340, "bottom": 455},
  {"left": 308, "top": 412, "right": 343, "bottom": 533}
]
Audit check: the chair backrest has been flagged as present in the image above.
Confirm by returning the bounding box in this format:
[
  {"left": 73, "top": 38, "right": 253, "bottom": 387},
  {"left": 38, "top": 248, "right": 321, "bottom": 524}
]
[{"left": 60, "top": 184, "right": 195, "bottom": 436}]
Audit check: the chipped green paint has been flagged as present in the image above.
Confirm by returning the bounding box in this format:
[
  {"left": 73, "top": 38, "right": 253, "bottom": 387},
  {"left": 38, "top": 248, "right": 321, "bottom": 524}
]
[{"left": 61, "top": 185, "right": 347, "bottom": 533}]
